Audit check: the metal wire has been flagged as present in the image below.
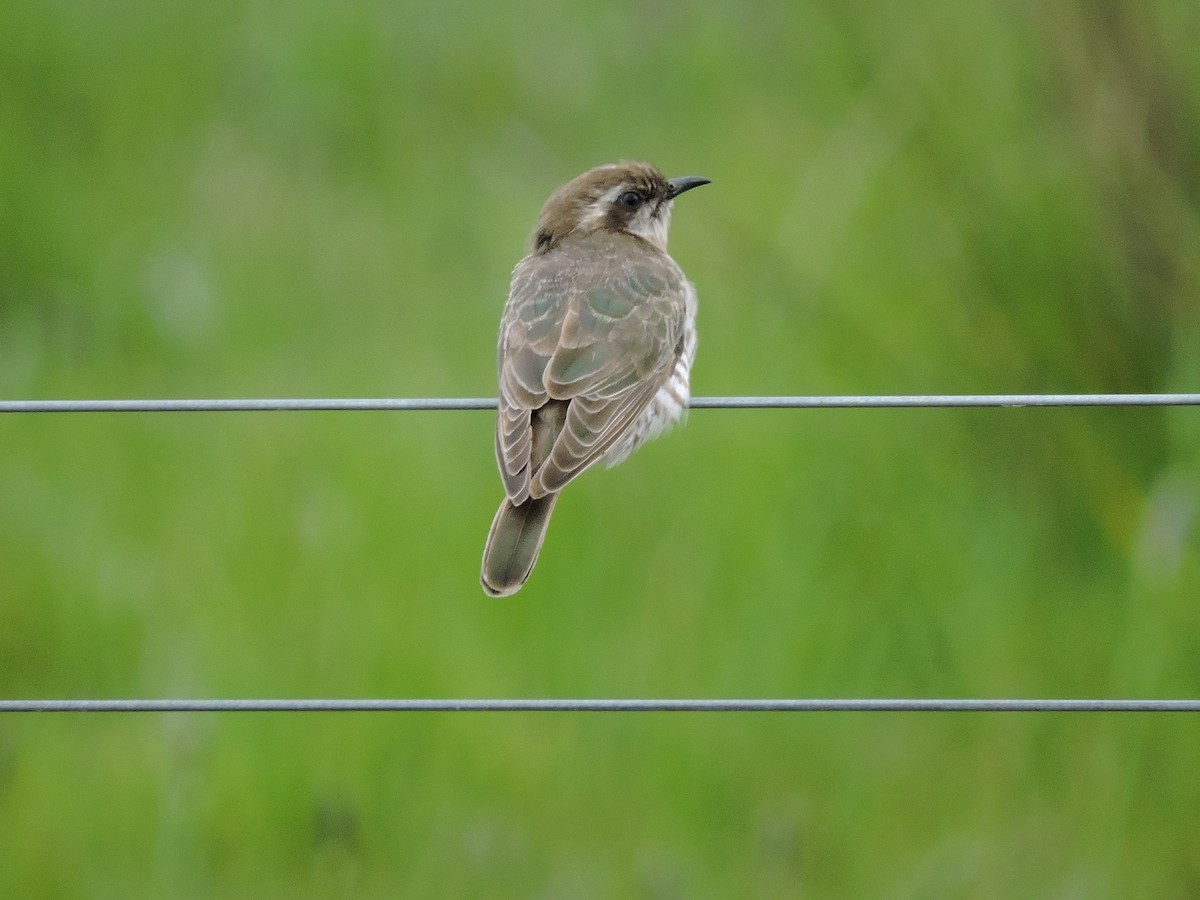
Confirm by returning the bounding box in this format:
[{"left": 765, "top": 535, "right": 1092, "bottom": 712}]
[
  {"left": 1, "top": 393, "right": 1198, "bottom": 413},
  {"left": 3, "top": 394, "right": 1195, "bottom": 716},
  {"left": 3, "top": 698, "right": 1199, "bottom": 713}
]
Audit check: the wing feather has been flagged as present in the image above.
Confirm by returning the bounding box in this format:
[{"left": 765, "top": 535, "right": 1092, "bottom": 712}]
[{"left": 494, "top": 232, "right": 685, "bottom": 502}]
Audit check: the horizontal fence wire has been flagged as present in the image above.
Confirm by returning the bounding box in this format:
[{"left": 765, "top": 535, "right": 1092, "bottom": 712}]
[
  {"left": 1, "top": 393, "right": 1199, "bottom": 413},
  {"left": 4, "top": 394, "right": 1196, "bottom": 716},
  {"left": 3, "top": 698, "right": 1199, "bottom": 713}
]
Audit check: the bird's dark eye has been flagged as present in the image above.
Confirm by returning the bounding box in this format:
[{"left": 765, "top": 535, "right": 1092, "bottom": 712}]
[{"left": 617, "top": 190, "right": 643, "bottom": 209}]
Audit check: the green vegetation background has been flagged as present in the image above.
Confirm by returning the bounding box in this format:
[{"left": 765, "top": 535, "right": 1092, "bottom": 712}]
[{"left": 2, "top": 1, "right": 1199, "bottom": 895}]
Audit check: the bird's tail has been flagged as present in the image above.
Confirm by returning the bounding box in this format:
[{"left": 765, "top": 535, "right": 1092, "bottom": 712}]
[{"left": 480, "top": 493, "right": 559, "bottom": 597}]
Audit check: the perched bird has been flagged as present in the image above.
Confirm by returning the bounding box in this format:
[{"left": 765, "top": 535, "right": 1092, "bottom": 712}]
[{"left": 481, "top": 161, "right": 710, "bottom": 596}]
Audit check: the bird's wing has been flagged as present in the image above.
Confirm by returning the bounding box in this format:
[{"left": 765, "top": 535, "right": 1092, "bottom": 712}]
[{"left": 495, "top": 235, "right": 686, "bottom": 502}]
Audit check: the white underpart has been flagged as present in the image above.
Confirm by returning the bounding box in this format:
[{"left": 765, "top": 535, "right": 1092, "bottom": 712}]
[
  {"left": 603, "top": 279, "right": 698, "bottom": 466},
  {"left": 625, "top": 200, "right": 672, "bottom": 251}
]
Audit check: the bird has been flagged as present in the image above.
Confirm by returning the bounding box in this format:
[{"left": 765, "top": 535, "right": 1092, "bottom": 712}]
[{"left": 481, "top": 161, "right": 710, "bottom": 596}]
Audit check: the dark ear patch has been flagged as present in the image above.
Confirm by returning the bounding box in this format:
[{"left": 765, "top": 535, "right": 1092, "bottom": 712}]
[{"left": 535, "top": 230, "right": 553, "bottom": 250}]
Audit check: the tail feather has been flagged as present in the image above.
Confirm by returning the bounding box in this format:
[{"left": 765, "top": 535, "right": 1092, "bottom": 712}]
[{"left": 480, "top": 494, "right": 559, "bottom": 597}]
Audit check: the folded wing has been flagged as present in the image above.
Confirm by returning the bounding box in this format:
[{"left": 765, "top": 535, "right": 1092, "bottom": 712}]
[{"left": 495, "top": 234, "right": 685, "bottom": 503}]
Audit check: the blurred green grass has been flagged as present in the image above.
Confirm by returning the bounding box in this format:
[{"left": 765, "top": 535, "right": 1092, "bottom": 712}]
[{"left": 2, "top": 0, "right": 1200, "bottom": 896}]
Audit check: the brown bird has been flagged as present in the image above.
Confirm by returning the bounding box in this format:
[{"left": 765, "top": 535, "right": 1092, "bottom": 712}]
[{"left": 481, "top": 161, "right": 710, "bottom": 596}]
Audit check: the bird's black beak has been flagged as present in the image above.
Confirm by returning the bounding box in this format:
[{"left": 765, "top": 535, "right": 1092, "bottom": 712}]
[{"left": 666, "top": 175, "right": 711, "bottom": 200}]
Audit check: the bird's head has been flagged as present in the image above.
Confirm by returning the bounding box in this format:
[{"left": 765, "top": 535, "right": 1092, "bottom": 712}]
[{"left": 531, "top": 161, "right": 710, "bottom": 254}]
